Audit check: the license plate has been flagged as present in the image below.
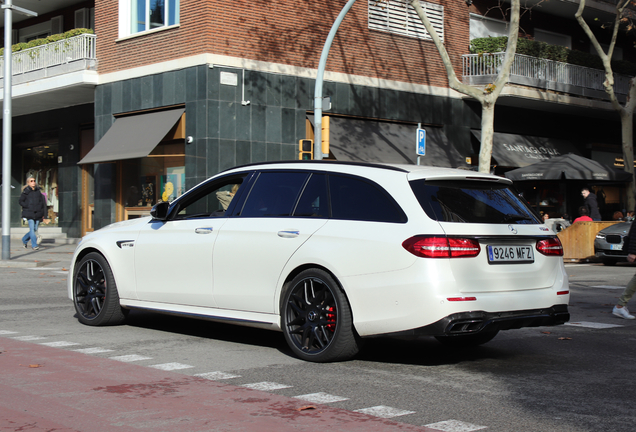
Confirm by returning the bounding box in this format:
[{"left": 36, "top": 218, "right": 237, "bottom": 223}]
[
  {"left": 610, "top": 244, "right": 623, "bottom": 251},
  {"left": 487, "top": 245, "right": 534, "bottom": 264}
]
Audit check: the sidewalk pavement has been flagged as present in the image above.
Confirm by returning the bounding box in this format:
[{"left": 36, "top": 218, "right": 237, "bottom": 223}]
[
  {"left": 0, "top": 239, "right": 76, "bottom": 269},
  {"left": 0, "top": 337, "right": 440, "bottom": 432}
]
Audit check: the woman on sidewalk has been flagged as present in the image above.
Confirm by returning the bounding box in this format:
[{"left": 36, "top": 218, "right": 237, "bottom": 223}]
[{"left": 19, "top": 175, "right": 47, "bottom": 251}]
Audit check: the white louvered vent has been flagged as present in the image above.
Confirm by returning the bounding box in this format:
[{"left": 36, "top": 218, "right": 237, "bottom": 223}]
[{"left": 368, "top": 0, "right": 444, "bottom": 42}]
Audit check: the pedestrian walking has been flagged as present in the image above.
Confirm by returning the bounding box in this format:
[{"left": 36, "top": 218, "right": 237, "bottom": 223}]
[
  {"left": 613, "top": 219, "right": 636, "bottom": 319},
  {"left": 19, "top": 175, "right": 48, "bottom": 251},
  {"left": 581, "top": 187, "right": 602, "bottom": 221}
]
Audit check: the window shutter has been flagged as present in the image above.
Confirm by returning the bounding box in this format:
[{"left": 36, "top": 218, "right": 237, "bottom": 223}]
[
  {"left": 75, "top": 8, "right": 89, "bottom": 29},
  {"left": 368, "top": 0, "right": 444, "bottom": 42},
  {"left": 51, "top": 16, "right": 64, "bottom": 35}
]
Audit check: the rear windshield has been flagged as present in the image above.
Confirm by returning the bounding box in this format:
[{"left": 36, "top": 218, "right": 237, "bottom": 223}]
[{"left": 410, "top": 179, "right": 540, "bottom": 224}]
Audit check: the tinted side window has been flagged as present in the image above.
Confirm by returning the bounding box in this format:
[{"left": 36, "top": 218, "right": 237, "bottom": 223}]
[
  {"left": 293, "top": 174, "right": 329, "bottom": 218},
  {"left": 172, "top": 175, "right": 246, "bottom": 220},
  {"left": 329, "top": 174, "right": 406, "bottom": 223},
  {"left": 410, "top": 179, "right": 541, "bottom": 224},
  {"left": 240, "top": 172, "right": 309, "bottom": 217}
]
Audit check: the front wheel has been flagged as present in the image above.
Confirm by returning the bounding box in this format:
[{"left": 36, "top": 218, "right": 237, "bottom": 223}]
[
  {"left": 435, "top": 330, "right": 499, "bottom": 347},
  {"left": 73, "top": 252, "right": 127, "bottom": 326},
  {"left": 282, "top": 269, "right": 359, "bottom": 362}
]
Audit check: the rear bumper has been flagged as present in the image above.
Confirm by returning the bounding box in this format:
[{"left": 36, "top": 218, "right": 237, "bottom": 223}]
[{"left": 385, "top": 304, "right": 569, "bottom": 337}]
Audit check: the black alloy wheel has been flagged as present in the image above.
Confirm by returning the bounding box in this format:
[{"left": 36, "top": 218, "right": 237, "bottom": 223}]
[
  {"left": 73, "top": 252, "right": 127, "bottom": 326},
  {"left": 282, "top": 269, "right": 359, "bottom": 362}
]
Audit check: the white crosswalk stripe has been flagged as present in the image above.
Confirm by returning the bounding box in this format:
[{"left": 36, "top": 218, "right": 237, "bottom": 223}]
[
  {"left": 12, "top": 335, "right": 46, "bottom": 341},
  {"left": 74, "top": 347, "right": 115, "bottom": 354},
  {"left": 109, "top": 354, "right": 153, "bottom": 362},
  {"left": 354, "top": 405, "right": 415, "bottom": 418},
  {"left": 242, "top": 382, "right": 292, "bottom": 391},
  {"left": 149, "top": 362, "right": 194, "bottom": 371},
  {"left": 194, "top": 371, "right": 241, "bottom": 380},
  {"left": 293, "top": 392, "right": 349, "bottom": 404},
  {"left": 40, "top": 341, "right": 81, "bottom": 347},
  {"left": 566, "top": 321, "right": 623, "bottom": 329},
  {"left": 424, "top": 419, "right": 488, "bottom": 431}
]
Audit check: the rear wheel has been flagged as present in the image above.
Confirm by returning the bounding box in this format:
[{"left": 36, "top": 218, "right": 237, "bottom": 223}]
[
  {"left": 282, "top": 269, "right": 359, "bottom": 362},
  {"left": 602, "top": 259, "right": 618, "bottom": 266},
  {"left": 73, "top": 252, "right": 127, "bottom": 326},
  {"left": 435, "top": 330, "right": 499, "bottom": 347}
]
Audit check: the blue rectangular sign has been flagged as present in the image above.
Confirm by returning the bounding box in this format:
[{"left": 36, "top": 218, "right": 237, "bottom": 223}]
[{"left": 416, "top": 128, "right": 426, "bottom": 156}]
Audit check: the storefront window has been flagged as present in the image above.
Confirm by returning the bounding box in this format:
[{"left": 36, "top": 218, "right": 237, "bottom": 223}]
[
  {"left": 121, "top": 141, "right": 185, "bottom": 219},
  {"left": 22, "top": 144, "right": 59, "bottom": 226}
]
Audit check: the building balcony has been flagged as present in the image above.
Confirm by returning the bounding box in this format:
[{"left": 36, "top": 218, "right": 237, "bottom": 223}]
[
  {"left": 462, "top": 52, "right": 632, "bottom": 101},
  {"left": 0, "top": 33, "right": 98, "bottom": 119}
]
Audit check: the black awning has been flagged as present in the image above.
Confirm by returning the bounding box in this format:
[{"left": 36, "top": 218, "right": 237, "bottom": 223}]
[
  {"left": 504, "top": 153, "right": 633, "bottom": 182},
  {"left": 327, "top": 117, "right": 465, "bottom": 167},
  {"left": 79, "top": 108, "right": 185, "bottom": 164},
  {"left": 471, "top": 130, "right": 581, "bottom": 168}
]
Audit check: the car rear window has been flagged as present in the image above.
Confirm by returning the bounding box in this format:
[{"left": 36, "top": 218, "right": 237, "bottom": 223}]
[
  {"left": 329, "top": 174, "right": 406, "bottom": 223},
  {"left": 410, "top": 179, "right": 540, "bottom": 224}
]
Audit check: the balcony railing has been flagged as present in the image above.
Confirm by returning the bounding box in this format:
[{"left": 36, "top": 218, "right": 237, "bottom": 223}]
[
  {"left": 462, "top": 52, "right": 632, "bottom": 99},
  {"left": 0, "top": 33, "right": 96, "bottom": 80}
]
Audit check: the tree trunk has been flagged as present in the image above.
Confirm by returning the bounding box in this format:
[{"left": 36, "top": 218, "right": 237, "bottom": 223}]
[
  {"left": 478, "top": 100, "right": 496, "bottom": 173},
  {"left": 620, "top": 109, "right": 636, "bottom": 210}
]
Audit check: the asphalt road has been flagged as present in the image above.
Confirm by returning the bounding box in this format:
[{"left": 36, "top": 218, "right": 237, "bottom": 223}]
[{"left": 1, "top": 241, "right": 635, "bottom": 431}]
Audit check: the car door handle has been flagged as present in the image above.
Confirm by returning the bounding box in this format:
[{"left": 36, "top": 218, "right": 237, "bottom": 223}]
[
  {"left": 195, "top": 227, "right": 214, "bottom": 234},
  {"left": 278, "top": 230, "right": 299, "bottom": 238}
]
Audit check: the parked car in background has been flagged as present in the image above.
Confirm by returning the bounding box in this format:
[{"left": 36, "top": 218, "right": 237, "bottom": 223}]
[
  {"left": 595, "top": 221, "right": 632, "bottom": 266},
  {"left": 68, "top": 161, "right": 570, "bottom": 362}
]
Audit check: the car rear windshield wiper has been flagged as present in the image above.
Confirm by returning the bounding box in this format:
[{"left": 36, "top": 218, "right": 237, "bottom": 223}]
[{"left": 502, "top": 213, "right": 532, "bottom": 222}]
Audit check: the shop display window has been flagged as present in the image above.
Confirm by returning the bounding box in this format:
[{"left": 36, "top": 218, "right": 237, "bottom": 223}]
[
  {"left": 121, "top": 141, "right": 185, "bottom": 219},
  {"left": 21, "top": 143, "right": 59, "bottom": 227}
]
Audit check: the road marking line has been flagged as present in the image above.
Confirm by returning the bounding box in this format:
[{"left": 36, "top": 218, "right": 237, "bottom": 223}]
[
  {"left": 109, "top": 354, "right": 153, "bottom": 362},
  {"left": 354, "top": 405, "right": 415, "bottom": 418},
  {"left": 591, "top": 285, "right": 625, "bottom": 289},
  {"left": 74, "top": 347, "right": 115, "bottom": 354},
  {"left": 0, "top": 330, "right": 18, "bottom": 335},
  {"left": 12, "top": 335, "right": 46, "bottom": 341},
  {"left": 424, "top": 419, "right": 488, "bottom": 431},
  {"left": 40, "top": 341, "right": 81, "bottom": 347},
  {"left": 565, "top": 321, "right": 623, "bottom": 329},
  {"left": 150, "top": 362, "right": 194, "bottom": 371},
  {"left": 242, "top": 382, "right": 292, "bottom": 391},
  {"left": 195, "top": 371, "right": 241, "bottom": 380},
  {"left": 293, "top": 392, "right": 349, "bottom": 404}
]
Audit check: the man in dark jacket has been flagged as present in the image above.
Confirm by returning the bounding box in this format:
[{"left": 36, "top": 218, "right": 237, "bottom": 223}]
[
  {"left": 581, "top": 187, "right": 602, "bottom": 221},
  {"left": 613, "top": 219, "right": 636, "bottom": 319},
  {"left": 19, "top": 176, "right": 47, "bottom": 250}
]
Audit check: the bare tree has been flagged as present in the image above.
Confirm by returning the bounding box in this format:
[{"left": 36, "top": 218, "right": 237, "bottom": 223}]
[
  {"left": 575, "top": 0, "right": 636, "bottom": 210},
  {"left": 408, "top": 0, "right": 520, "bottom": 173}
]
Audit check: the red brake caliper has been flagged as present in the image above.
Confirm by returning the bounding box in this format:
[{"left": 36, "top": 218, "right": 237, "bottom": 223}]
[{"left": 326, "top": 306, "right": 336, "bottom": 332}]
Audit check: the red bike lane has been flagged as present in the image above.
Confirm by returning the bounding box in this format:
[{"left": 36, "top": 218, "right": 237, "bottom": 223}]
[{"left": 0, "top": 338, "right": 441, "bottom": 432}]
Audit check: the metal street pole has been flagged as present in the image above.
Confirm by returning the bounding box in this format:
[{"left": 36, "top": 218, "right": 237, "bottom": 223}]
[
  {"left": 1, "top": 0, "right": 36, "bottom": 260},
  {"left": 313, "top": 0, "right": 356, "bottom": 160}
]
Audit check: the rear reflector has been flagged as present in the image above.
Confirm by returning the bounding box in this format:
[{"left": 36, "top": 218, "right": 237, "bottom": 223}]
[
  {"left": 557, "top": 291, "right": 569, "bottom": 295},
  {"left": 402, "top": 236, "right": 481, "bottom": 258},
  {"left": 447, "top": 297, "right": 477, "bottom": 302},
  {"left": 536, "top": 237, "right": 564, "bottom": 256}
]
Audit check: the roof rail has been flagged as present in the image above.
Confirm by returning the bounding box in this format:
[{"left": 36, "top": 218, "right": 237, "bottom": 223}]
[{"left": 220, "top": 160, "right": 410, "bottom": 174}]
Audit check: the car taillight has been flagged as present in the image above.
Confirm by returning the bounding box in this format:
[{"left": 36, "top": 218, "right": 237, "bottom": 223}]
[
  {"left": 536, "top": 237, "right": 563, "bottom": 256},
  {"left": 402, "top": 236, "right": 481, "bottom": 258}
]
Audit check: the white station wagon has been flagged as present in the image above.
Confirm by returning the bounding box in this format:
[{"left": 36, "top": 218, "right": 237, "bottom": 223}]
[{"left": 69, "top": 161, "right": 570, "bottom": 362}]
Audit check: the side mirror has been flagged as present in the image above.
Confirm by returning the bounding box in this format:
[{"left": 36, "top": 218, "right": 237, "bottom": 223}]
[{"left": 150, "top": 201, "right": 170, "bottom": 221}]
